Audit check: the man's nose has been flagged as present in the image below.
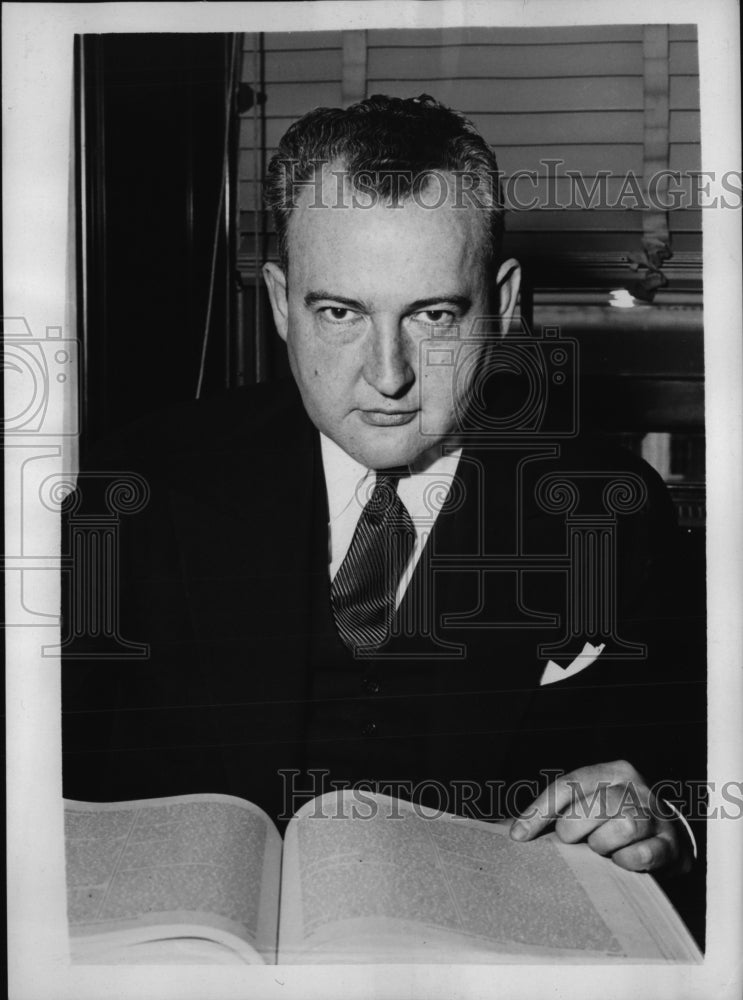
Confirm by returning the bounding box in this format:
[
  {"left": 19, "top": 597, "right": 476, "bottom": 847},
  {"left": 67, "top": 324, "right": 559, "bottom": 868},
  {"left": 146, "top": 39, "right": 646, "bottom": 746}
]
[{"left": 363, "top": 320, "right": 415, "bottom": 398}]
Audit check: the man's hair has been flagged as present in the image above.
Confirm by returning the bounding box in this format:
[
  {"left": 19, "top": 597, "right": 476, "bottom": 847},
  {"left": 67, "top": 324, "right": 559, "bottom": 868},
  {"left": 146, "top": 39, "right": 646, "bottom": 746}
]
[{"left": 265, "top": 93, "right": 505, "bottom": 273}]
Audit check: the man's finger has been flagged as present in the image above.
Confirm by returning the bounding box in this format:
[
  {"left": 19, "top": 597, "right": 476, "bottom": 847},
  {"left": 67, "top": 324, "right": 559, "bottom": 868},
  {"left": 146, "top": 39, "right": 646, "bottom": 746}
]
[
  {"left": 553, "top": 781, "right": 653, "bottom": 845},
  {"left": 610, "top": 832, "right": 677, "bottom": 872},
  {"left": 584, "top": 814, "right": 655, "bottom": 856},
  {"left": 510, "top": 760, "right": 642, "bottom": 841}
]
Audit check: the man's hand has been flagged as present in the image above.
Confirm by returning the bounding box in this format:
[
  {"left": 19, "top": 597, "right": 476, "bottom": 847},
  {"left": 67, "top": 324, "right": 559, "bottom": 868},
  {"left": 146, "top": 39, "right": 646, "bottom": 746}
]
[{"left": 509, "top": 760, "right": 692, "bottom": 875}]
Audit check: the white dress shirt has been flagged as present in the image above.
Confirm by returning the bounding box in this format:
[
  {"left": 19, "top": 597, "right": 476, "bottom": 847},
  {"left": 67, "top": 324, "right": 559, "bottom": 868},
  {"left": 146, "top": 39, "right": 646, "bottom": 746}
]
[{"left": 320, "top": 433, "right": 462, "bottom": 608}]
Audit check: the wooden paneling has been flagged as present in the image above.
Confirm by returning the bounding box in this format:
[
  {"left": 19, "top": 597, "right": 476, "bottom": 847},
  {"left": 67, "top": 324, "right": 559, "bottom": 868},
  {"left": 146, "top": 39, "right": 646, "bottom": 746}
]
[
  {"left": 262, "top": 48, "right": 343, "bottom": 82},
  {"left": 261, "top": 31, "right": 343, "bottom": 50},
  {"left": 669, "top": 111, "right": 701, "bottom": 142},
  {"left": 368, "top": 27, "right": 648, "bottom": 45},
  {"left": 670, "top": 143, "right": 701, "bottom": 172},
  {"left": 501, "top": 145, "right": 645, "bottom": 173},
  {"left": 368, "top": 42, "right": 646, "bottom": 78},
  {"left": 668, "top": 24, "right": 698, "bottom": 41},
  {"left": 370, "top": 77, "right": 646, "bottom": 113},
  {"left": 250, "top": 81, "right": 345, "bottom": 117},
  {"left": 669, "top": 75, "right": 700, "bottom": 108},
  {"left": 669, "top": 41, "right": 700, "bottom": 74}
]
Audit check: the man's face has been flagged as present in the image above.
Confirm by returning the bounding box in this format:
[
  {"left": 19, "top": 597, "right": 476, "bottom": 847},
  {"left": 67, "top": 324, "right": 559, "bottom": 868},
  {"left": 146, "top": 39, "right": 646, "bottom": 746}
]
[{"left": 264, "top": 170, "right": 519, "bottom": 468}]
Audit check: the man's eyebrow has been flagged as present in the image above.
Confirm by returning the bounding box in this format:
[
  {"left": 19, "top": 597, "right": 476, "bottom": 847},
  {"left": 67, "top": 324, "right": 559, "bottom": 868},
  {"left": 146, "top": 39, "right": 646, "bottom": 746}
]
[
  {"left": 304, "top": 291, "right": 367, "bottom": 310},
  {"left": 303, "top": 291, "right": 472, "bottom": 312},
  {"left": 407, "top": 295, "right": 472, "bottom": 313}
]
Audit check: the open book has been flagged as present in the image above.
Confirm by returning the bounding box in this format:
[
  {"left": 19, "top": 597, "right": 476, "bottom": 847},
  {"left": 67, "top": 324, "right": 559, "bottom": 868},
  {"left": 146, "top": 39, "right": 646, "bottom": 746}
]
[{"left": 65, "top": 790, "right": 701, "bottom": 964}]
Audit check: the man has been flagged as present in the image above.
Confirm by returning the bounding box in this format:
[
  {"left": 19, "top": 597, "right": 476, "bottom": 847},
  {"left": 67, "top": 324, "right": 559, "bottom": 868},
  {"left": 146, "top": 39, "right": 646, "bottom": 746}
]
[{"left": 63, "top": 96, "right": 703, "bottom": 891}]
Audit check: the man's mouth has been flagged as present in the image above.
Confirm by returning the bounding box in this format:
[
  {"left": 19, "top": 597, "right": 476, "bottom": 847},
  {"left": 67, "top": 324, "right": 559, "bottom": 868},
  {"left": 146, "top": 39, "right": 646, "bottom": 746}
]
[{"left": 359, "top": 409, "right": 418, "bottom": 427}]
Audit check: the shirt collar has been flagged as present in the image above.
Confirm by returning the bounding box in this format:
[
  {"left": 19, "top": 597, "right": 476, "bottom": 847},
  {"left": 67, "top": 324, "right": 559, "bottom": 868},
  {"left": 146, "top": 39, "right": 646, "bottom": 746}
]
[
  {"left": 320, "top": 432, "right": 462, "bottom": 524},
  {"left": 320, "top": 433, "right": 371, "bottom": 524}
]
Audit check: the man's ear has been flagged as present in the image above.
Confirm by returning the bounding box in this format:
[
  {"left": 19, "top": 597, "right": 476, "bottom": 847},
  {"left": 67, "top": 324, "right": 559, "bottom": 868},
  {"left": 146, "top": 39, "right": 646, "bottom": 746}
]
[
  {"left": 262, "top": 262, "right": 289, "bottom": 342},
  {"left": 494, "top": 257, "right": 521, "bottom": 337}
]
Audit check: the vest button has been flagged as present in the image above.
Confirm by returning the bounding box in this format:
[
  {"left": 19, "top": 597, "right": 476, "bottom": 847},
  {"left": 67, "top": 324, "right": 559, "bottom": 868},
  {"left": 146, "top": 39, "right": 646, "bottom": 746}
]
[
  {"left": 361, "top": 676, "right": 380, "bottom": 694},
  {"left": 361, "top": 721, "right": 377, "bottom": 737}
]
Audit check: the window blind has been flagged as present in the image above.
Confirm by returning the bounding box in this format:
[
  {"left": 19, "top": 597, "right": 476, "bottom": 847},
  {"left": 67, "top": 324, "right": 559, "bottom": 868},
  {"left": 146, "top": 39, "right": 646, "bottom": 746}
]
[{"left": 237, "top": 24, "right": 700, "bottom": 273}]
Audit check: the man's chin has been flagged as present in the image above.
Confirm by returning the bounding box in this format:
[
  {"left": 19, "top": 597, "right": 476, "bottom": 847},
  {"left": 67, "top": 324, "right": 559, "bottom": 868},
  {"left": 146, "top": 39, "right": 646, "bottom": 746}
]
[{"left": 348, "top": 429, "right": 437, "bottom": 470}]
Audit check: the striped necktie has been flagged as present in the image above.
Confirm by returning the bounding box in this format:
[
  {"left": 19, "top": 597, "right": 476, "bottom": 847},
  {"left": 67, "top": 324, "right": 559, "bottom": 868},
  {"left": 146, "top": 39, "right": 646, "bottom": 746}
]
[{"left": 330, "top": 471, "right": 415, "bottom": 654}]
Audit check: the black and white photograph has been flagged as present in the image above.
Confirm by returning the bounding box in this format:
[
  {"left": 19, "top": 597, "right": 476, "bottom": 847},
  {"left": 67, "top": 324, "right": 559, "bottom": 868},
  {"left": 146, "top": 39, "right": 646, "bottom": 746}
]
[{"left": 3, "top": 2, "right": 741, "bottom": 998}]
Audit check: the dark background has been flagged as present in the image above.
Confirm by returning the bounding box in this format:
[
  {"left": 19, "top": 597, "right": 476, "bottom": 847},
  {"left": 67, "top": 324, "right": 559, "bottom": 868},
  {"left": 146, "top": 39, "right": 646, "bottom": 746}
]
[{"left": 77, "top": 34, "right": 240, "bottom": 457}]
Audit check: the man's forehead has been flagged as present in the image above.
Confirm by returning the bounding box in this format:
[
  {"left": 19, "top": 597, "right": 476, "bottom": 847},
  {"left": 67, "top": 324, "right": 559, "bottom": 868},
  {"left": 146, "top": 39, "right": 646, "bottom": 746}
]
[
  {"left": 291, "top": 161, "right": 483, "bottom": 212},
  {"left": 287, "top": 164, "right": 488, "bottom": 259}
]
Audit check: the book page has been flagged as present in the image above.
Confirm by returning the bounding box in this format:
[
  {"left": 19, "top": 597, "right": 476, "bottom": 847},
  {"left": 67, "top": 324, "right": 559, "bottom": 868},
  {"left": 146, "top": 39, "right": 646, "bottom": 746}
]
[
  {"left": 65, "top": 793, "right": 282, "bottom": 964},
  {"left": 277, "top": 792, "right": 700, "bottom": 963}
]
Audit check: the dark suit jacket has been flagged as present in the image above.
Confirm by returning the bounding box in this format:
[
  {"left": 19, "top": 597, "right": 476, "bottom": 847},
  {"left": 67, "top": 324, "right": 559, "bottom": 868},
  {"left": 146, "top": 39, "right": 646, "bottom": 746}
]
[{"left": 63, "top": 378, "right": 705, "bottom": 824}]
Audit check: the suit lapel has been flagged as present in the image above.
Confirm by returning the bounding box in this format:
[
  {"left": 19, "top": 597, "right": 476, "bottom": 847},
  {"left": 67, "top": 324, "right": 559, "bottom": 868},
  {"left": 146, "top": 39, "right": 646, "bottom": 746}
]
[
  {"left": 378, "top": 445, "right": 548, "bottom": 786},
  {"left": 392, "top": 444, "right": 550, "bottom": 682}
]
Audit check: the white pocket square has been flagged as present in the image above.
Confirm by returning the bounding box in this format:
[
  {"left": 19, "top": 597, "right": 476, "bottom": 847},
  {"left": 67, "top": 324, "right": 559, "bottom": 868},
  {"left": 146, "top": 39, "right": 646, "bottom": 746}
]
[{"left": 539, "top": 641, "right": 605, "bottom": 687}]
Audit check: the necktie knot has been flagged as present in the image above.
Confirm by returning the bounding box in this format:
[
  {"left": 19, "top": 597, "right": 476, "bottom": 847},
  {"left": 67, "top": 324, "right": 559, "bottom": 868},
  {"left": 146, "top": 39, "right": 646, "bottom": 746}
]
[{"left": 364, "top": 472, "right": 404, "bottom": 521}]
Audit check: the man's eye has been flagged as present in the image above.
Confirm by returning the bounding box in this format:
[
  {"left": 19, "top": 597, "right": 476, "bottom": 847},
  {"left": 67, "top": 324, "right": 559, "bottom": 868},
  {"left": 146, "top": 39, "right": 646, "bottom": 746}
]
[
  {"left": 414, "top": 309, "right": 456, "bottom": 326},
  {"left": 319, "top": 306, "right": 357, "bottom": 322}
]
